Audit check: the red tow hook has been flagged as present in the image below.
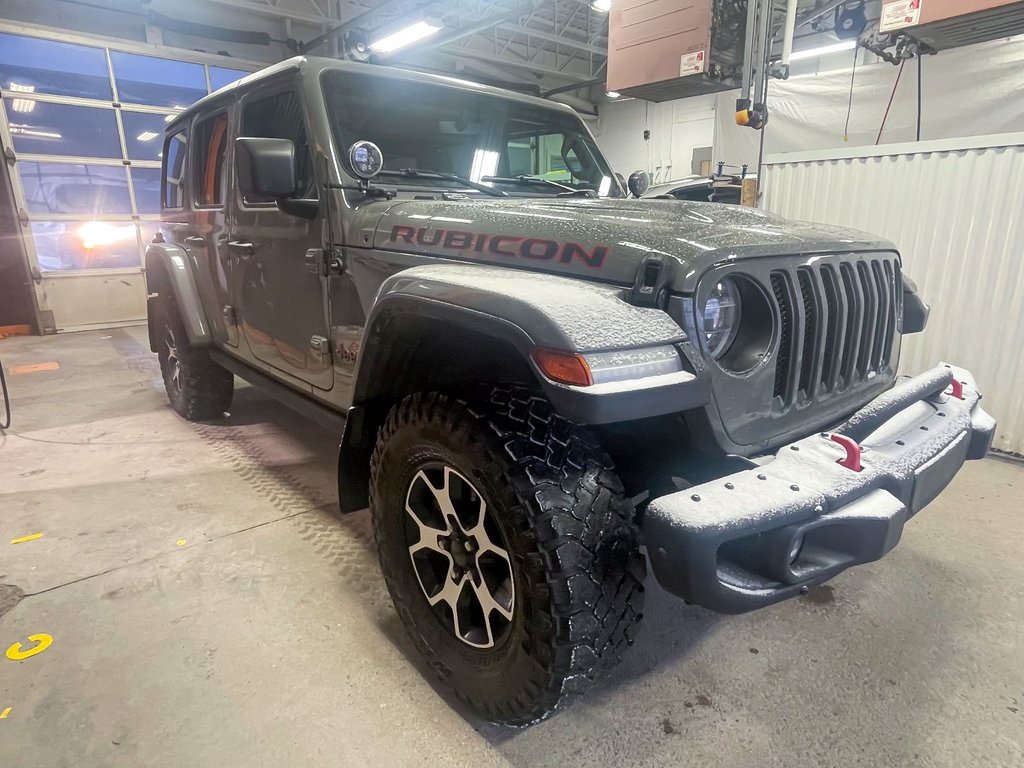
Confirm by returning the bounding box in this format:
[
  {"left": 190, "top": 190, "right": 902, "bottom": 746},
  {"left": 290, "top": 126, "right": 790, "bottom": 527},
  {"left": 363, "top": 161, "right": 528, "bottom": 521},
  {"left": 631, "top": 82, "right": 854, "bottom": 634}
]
[
  {"left": 829, "top": 433, "right": 863, "bottom": 472},
  {"left": 948, "top": 378, "right": 965, "bottom": 400}
]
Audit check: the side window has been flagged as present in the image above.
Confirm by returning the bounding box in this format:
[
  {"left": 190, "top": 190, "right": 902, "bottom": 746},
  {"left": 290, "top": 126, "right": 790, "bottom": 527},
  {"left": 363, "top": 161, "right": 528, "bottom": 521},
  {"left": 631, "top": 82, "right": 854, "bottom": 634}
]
[
  {"left": 162, "top": 129, "right": 188, "bottom": 209},
  {"left": 192, "top": 112, "right": 229, "bottom": 207},
  {"left": 241, "top": 90, "right": 314, "bottom": 204}
]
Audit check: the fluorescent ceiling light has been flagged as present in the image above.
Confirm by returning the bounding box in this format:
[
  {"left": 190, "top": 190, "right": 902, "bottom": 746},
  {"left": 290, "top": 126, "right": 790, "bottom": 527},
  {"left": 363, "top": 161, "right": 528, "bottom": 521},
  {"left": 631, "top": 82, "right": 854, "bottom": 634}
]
[
  {"left": 136, "top": 131, "right": 159, "bottom": 142},
  {"left": 591, "top": 0, "right": 612, "bottom": 12},
  {"left": 369, "top": 20, "right": 443, "bottom": 53},
  {"left": 9, "top": 125, "right": 61, "bottom": 139},
  {"left": 9, "top": 82, "right": 36, "bottom": 113},
  {"left": 606, "top": 91, "right": 620, "bottom": 98},
  {"left": 789, "top": 40, "right": 856, "bottom": 61}
]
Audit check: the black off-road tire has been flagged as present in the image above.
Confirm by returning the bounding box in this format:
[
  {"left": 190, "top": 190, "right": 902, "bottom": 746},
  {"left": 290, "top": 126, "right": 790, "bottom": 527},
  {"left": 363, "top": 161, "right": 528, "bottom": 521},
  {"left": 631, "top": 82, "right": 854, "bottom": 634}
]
[
  {"left": 155, "top": 291, "right": 233, "bottom": 421},
  {"left": 370, "top": 384, "right": 645, "bottom": 726}
]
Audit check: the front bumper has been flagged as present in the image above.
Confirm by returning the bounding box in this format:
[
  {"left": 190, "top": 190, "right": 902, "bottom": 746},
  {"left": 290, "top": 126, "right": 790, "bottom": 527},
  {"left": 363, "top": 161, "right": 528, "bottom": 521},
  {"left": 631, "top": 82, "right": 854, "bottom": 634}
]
[{"left": 643, "top": 364, "right": 995, "bottom": 614}]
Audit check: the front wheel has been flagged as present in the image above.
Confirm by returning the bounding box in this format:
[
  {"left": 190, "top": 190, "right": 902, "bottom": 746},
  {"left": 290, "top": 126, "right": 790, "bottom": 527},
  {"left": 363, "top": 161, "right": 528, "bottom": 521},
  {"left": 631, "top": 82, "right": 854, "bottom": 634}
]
[{"left": 370, "top": 385, "right": 645, "bottom": 725}]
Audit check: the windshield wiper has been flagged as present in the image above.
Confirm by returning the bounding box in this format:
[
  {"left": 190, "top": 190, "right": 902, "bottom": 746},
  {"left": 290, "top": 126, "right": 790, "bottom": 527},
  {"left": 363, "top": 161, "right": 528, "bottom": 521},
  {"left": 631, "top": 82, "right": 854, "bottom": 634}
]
[
  {"left": 378, "top": 168, "right": 507, "bottom": 198},
  {"left": 483, "top": 175, "right": 597, "bottom": 198}
]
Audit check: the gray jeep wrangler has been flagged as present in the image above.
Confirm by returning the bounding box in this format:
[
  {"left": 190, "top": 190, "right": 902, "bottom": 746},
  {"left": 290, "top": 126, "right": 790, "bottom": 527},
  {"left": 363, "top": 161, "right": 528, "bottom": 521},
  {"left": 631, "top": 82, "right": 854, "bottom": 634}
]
[{"left": 146, "top": 56, "right": 995, "bottom": 725}]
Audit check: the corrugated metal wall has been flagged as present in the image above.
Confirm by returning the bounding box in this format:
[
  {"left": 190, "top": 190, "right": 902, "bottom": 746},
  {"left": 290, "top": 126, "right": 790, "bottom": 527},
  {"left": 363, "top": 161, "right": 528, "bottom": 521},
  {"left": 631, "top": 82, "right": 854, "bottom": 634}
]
[{"left": 762, "top": 134, "right": 1024, "bottom": 454}]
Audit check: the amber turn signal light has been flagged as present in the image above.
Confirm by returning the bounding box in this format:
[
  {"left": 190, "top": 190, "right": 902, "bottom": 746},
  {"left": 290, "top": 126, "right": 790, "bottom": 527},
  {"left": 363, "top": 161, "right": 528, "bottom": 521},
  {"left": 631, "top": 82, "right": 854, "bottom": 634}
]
[{"left": 532, "top": 348, "right": 593, "bottom": 387}]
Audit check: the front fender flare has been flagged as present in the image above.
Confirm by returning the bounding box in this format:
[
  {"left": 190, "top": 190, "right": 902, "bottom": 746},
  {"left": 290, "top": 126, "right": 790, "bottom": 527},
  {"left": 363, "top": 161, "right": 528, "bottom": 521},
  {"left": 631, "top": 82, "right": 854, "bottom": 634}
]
[
  {"left": 337, "top": 264, "right": 709, "bottom": 512},
  {"left": 145, "top": 243, "right": 211, "bottom": 349},
  {"left": 351, "top": 263, "right": 693, "bottom": 413}
]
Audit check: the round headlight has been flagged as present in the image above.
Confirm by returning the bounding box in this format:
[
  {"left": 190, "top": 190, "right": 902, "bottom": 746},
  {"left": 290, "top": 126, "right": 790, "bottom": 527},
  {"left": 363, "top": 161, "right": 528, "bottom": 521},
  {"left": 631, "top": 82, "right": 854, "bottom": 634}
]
[{"left": 701, "top": 278, "right": 742, "bottom": 358}]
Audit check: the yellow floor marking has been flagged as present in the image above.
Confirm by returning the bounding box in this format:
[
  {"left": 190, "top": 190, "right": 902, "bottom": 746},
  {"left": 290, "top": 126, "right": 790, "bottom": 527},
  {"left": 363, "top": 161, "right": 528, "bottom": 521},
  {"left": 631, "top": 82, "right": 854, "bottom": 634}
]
[
  {"left": 10, "top": 362, "right": 60, "bottom": 375},
  {"left": 10, "top": 533, "right": 43, "bottom": 545},
  {"left": 0, "top": 707, "right": 10, "bottom": 719},
  {"left": 176, "top": 539, "right": 187, "bottom": 546},
  {"left": 5, "top": 634, "right": 53, "bottom": 661}
]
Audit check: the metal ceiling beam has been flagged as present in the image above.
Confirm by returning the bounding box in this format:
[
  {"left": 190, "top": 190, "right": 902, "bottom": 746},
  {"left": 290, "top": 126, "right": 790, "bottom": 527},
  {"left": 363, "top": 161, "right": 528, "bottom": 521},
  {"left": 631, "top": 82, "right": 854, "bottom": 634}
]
[
  {"left": 435, "top": 47, "right": 597, "bottom": 81},
  {"left": 541, "top": 77, "right": 604, "bottom": 97},
  {"left": 200, "top": 0, "right": 335, "bottom": 27},
  {"left": 300, "top": 0, "right": 420, "bottom": 53},
  {"left": 494, "top": 23, "right": 606, "bottom": 55}
]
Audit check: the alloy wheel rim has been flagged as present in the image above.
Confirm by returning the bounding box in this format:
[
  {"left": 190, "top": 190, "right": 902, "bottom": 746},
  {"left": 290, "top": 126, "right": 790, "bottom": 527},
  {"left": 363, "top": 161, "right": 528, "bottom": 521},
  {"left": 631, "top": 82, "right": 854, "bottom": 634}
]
[
  {"left": 164, "top": 325, "right": 181, "bottom": 392},
  {"left": 404, "top": 464, "right": 515, "bottom": 649}
]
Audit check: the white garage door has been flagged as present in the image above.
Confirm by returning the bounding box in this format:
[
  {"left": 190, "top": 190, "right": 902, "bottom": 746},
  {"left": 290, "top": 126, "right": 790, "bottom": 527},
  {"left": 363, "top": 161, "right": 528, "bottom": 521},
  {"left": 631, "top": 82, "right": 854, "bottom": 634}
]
[{"left": 0, "top": 26, "right": 252, "bottom": 332}]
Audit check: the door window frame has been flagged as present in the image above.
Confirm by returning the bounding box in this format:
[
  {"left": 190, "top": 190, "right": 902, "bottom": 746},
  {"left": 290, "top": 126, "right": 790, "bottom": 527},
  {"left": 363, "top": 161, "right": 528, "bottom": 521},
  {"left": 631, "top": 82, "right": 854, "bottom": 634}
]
[
  {"left": 236, "top": 80, "right": 317, "bottom": 212},
  {"left": 190, "top": 107, "right": 232, "bottom": 211}
]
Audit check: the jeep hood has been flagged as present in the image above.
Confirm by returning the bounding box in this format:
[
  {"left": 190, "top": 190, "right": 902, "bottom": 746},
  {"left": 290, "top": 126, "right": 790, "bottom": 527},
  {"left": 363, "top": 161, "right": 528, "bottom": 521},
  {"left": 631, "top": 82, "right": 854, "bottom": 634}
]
[{"left": 360, "top": 197, "right": 895, "bottom": 293}]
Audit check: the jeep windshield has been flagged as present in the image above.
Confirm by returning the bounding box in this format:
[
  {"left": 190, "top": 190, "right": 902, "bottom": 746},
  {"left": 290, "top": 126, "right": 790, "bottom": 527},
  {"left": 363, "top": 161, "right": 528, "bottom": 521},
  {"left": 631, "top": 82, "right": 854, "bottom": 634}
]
[{"left": 322, "top": 69, "right": 621, "bottom": 198}]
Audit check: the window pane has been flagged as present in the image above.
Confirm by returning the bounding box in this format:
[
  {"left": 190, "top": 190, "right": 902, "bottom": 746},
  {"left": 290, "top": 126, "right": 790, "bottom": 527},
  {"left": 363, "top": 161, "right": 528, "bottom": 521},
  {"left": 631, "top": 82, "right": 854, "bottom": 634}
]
[
  {"left": 31, "top": 220, "right": 140, "bottom": 271},
  {"left": 131, "top": 167, "right": 162, "bottom": 214},
  {"left": 19, "top": 162, "right": 130, "bottom": 215},
  {"left": 242, "top": 91, "right": 314, "bottom": 203},
  {"left": 5, "top": 99, "right": 121, "bottom": 157},
  {"left": 506, "top": 139, "right": 533, "bottom": 177},
  {"left": 193, "top": 113, "right": 229, "bottom": 207},
  {"left": 163, "top": 130, "right": 188, "bottom": 209},
  {"left": 109, "top": 52, "right": 206, "bottom": 107},
  {"left": 121, "top": 111, "right": 170, "bottom": 161},
  {"left": 0, "top": 32, "right": 111, "bottom": 100},
  {"left": 209, "top": 66, "right": 248, "bottom": 92}
]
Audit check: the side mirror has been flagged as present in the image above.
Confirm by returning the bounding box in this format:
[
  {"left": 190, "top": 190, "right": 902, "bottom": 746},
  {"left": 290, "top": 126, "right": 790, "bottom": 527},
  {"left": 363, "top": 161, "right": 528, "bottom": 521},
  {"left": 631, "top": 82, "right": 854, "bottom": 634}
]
[
  {"left": 627, "top": 170, "right": 650, "bottom": 198},
  {"left": 235, "top": 137, "right": 297, "bottom": 200}
]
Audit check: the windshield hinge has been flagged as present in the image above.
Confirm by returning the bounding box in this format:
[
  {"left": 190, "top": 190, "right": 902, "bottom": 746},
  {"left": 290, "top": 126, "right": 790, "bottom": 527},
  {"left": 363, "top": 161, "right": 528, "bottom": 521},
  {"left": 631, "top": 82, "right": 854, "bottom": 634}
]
[
  {"left": 306, "top": 247, "right": 346, "bottom": 276},
  {"left": 631, "top": 254, "right": 672, "bottom": 308}
]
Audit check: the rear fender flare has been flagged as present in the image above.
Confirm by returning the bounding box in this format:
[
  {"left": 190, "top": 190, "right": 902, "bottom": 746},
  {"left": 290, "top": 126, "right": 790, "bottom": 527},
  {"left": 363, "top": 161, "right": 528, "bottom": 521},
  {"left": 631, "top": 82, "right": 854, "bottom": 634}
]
[{"left": 145, "top": 243, "right": 211, "bottom": 350}]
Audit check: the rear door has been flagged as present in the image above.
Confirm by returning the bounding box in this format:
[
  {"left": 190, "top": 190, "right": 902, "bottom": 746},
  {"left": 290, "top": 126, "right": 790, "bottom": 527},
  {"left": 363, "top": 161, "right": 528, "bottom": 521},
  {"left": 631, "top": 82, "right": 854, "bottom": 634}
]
[
  {"left": 230, "top": 84, "right": 333, "bottom": 390},
  {"left": 187, "top": 108, "right": 238, "bottom": 346}
]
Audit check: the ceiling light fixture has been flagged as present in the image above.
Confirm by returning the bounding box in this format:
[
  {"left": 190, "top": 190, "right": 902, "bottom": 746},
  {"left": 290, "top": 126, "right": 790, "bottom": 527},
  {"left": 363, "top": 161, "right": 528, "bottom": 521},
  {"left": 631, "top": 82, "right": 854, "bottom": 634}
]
[
  {"left": 9, "top": 82, "right": 36, "bottom": 113},
  {"left": 606, "top": 91, "right": 621, "bottom": 98},
  {"left": 591, "top": 0, "right": 612, "bottom": 12},
  {"left": 368, "top": 20, "right": 443, "bottom": 53},
  {"left": 9, "top": 125, "right": 61, "bottom": 139},
  {"left": 789, "top": 39, "right": 856, "bottom": 61},
  {"left": 136, "top": 131, "right": 159, "bottom": 142}
]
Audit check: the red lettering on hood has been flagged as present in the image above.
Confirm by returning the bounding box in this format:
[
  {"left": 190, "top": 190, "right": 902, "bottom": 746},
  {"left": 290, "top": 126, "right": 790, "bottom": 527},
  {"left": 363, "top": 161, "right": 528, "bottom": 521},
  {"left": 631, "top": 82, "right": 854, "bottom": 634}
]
[{"left": 387, "top": 225, "right": 607, "bottom": 268}]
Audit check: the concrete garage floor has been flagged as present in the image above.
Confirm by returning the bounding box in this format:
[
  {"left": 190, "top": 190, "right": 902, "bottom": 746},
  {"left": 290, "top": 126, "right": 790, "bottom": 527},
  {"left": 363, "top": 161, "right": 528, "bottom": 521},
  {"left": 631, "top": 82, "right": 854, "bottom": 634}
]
[{"left": 1, "top": 328, "right": 1022, "bottom": 768}]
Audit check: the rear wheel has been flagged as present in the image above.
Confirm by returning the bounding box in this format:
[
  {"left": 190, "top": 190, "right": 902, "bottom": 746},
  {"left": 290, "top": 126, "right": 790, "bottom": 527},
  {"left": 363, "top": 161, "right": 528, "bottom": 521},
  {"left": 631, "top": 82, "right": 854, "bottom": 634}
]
[
  {"left": 370, "top": 385, "right": 645, "bottom": 725},
  {"left": 155, "top": 292, "right": 233, "bottom": 421}
]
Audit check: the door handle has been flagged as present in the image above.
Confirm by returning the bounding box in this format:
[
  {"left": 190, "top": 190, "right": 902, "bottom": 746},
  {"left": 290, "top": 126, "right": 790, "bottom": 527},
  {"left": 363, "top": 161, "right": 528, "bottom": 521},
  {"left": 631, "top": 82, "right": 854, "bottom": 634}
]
[
  {"left": 228, "top": 241, "right": 255, "bottom": 259},
  {"left": 184, "top": 235, "right": 206, "bottom": 246}
]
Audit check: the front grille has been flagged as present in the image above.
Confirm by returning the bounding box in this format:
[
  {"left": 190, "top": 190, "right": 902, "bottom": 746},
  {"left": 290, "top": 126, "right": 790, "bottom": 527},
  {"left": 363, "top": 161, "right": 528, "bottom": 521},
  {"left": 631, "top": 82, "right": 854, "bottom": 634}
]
[{"left": 769, "top": 255, "right": 901, "bottom": 406}]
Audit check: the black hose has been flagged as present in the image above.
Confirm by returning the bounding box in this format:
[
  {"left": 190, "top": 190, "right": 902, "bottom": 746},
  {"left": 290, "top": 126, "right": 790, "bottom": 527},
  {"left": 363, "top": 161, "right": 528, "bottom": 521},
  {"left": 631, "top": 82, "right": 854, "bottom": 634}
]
[{"left": 0, "top": 358, "right": 10, "bottom": 430}]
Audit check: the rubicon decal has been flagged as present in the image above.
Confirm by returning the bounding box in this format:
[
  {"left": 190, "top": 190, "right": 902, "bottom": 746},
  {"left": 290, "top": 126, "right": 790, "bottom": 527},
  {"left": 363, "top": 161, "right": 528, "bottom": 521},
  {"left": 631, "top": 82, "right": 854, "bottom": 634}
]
[{"left": 389, "top": 225, "right": 609, "bottom": 268}]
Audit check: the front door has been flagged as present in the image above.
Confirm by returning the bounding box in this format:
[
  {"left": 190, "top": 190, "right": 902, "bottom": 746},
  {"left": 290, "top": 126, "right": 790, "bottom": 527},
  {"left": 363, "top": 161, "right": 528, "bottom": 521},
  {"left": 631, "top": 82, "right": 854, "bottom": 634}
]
[{"left": 230, "top": 85, "right": 333, "bottom": 390}]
